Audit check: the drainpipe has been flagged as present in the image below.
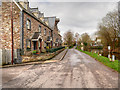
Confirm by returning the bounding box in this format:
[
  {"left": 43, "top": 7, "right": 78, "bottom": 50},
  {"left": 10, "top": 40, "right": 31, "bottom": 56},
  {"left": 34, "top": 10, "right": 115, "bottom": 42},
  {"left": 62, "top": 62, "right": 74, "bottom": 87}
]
[{"left": 11, "top": 0, "right": 14, "bottom": 64}]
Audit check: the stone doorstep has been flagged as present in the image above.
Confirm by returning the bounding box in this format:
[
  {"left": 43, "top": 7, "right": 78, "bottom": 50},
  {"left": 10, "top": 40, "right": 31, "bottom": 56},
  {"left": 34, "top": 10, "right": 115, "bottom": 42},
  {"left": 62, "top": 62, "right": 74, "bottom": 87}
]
[{"left": 0, "top": 48, "right": 67, "bottom": 68}]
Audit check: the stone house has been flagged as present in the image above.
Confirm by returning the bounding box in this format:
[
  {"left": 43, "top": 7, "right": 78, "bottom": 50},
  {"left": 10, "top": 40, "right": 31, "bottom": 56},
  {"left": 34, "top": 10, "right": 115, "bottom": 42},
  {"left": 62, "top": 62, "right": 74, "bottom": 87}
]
[{"left": 0, "top": 0, "right": 62, "bottom": 65}]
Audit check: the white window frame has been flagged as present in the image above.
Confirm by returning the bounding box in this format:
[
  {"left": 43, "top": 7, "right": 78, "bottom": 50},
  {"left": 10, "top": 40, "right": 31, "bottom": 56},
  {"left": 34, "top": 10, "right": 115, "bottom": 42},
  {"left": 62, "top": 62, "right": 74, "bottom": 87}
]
[
  {"left": 39, "top": 25, "right": 41, "bottom": 33},
  {"left": 44, "top": 29, "right": 46, "bottom": 35},
  {"left": 26, "top": 19, "right": 31, "bottom": 30}
]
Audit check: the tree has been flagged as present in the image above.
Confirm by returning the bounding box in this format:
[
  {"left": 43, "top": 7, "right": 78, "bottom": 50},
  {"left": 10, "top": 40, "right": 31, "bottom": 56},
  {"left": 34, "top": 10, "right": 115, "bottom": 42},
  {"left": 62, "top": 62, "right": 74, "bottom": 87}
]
[
  {"left": 80, "top": 33, "right": 91, "bottom": 51},
  {"left": 97, "top": 10, "right": 119, "bottom": 51},
  {"left": 81, "top": 33, "right": 91, "bottom": 43},
  {"left": 63, "top": 30, "right": 74, "bottom": 47}
]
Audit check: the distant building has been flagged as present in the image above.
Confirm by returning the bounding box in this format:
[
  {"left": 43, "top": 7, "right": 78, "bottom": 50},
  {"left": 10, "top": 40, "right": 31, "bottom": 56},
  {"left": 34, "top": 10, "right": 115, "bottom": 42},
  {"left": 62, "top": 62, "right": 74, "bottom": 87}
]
[{"left": 93, "top": 37, "right": 103, "bottom": 46}]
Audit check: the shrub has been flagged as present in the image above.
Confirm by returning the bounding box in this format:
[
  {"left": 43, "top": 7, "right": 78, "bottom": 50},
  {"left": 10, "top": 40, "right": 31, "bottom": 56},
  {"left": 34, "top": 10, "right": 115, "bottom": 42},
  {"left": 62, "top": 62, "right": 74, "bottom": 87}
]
[
  {"left": 69, "top": 45, "right": 74, "bottom": 49},
  {"left": 47, "top": 46, "right": 65, "bottom": 53},
  {"left": 32, "top": 50, "right": 37, "bottom": 54},
  {"left": 46, "top": 46, "right": 49, "bottom": 49}
]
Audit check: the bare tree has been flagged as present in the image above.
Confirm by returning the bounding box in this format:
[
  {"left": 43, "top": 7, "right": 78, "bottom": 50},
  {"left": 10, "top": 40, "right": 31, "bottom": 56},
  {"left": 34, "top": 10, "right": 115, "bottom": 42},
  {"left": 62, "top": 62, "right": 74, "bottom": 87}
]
[
  {"left": 81, "top": 33, "right": 91, "bottom": 43},
  {"left": 97, "top": 10, "right": 119, "bottom": 51},
  {"left": 63, "top": 30, "right": 74, "bottom": 47},
  {"left": 80, "top": 33, "right": 91, "bottom": 51}
]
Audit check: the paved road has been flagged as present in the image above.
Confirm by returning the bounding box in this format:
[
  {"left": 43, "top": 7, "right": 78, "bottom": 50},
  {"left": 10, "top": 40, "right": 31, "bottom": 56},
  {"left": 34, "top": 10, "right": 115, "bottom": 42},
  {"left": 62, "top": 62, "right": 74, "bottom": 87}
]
[{"left": 2, "top": 48, "right": 118, "bottom": 88}]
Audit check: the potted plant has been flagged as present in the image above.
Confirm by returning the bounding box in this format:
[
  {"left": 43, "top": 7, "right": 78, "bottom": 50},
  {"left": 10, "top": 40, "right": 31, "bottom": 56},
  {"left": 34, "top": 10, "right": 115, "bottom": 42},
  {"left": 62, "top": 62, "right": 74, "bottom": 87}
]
[
  {"left": 46, "top": 46, "right": 49, "bottom": 52},
  {"left": 32, "top": 50, "right": 37, "bottom": 55}
]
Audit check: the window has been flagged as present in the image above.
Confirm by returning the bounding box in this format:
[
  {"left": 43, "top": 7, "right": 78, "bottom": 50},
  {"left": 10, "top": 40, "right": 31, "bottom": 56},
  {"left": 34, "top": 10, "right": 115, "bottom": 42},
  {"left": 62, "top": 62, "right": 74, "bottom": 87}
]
[
  {"left": 39, "top": 25, "right": 41, "bottom": 33},
  {"left": 49, "top": 31, "right": 51, "bottom": 36},
  {"left": 44, "top": 29, "right": 46, "bottom": 35},
  {"left": 26, "top": 19, "right": 31, "bottom": 30},
  {"left": 26, "top": 39, "right": 31, "bottom": 50},
  {"left": 44, "top": 42, "right": 46, "bottom": 48}
]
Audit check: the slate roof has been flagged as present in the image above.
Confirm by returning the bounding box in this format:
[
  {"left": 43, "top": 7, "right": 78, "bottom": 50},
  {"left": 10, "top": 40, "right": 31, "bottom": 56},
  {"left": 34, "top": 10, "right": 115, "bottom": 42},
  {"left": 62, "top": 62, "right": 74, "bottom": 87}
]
[
  {"left": 44, "top": 17, "right": 56, "bottom": 30},
  {"left": 14, "top": 1, "right": 53, "bottom": 31},
  {"left": 32, "top": 32, "right": 41, "bottom": 39}
]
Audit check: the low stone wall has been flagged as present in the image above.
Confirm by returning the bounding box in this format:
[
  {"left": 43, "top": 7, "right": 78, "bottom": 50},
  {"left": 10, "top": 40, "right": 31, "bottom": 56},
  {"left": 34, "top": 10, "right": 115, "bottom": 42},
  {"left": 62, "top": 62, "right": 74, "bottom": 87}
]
[{"left": 22, "top": 48, "right": 65, "bottom": 63}]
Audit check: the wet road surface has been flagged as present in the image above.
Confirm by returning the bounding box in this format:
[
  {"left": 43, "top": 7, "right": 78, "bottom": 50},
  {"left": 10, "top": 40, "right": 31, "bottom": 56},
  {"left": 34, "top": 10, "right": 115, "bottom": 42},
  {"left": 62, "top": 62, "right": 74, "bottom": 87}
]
[{"left": 2, "top": 48, "right": 118, "bottom": 88}]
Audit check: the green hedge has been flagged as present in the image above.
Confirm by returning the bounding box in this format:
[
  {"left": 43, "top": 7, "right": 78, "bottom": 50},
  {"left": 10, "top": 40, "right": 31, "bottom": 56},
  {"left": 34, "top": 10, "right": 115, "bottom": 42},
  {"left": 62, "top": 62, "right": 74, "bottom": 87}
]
[
  {"left": 90, "top": 46, "right": 103, "bottom": 49},
  {"left": 69, "top": 45, "right": 74, "bottom": 49},
  {"left": 46, "top": 46, "right": 65, "bottom": 53},
  {"left": 76, "top": 48, "right": 119, "bottom": 73}
]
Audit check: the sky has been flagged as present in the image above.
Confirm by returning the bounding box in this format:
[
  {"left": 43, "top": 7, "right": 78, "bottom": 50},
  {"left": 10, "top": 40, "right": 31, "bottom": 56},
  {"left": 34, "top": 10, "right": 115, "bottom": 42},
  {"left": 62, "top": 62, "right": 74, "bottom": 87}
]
[{"left": 29, "top": 0, "right": 118, "bottom": 39}]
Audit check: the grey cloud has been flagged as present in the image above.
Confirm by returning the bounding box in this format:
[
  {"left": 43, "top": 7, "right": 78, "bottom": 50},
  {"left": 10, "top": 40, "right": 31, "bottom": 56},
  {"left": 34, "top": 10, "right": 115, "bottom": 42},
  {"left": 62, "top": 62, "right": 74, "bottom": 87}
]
[{"left": 29, "top": 2, "right": 117, "bottom": 37}]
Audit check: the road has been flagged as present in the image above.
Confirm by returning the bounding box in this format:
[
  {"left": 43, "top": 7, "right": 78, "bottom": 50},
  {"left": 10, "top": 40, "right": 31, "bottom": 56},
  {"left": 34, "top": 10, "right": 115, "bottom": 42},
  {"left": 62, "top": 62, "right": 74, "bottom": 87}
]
[{"left": 2, "top": 48, "right": 118, "bottom": 88}]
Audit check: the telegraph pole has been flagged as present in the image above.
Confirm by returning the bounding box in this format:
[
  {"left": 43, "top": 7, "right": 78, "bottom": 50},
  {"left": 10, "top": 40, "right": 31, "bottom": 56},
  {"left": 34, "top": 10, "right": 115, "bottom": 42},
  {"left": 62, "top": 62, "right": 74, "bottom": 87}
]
[{"left": 11, "top": 0, "right": 14, "bottom": 64}]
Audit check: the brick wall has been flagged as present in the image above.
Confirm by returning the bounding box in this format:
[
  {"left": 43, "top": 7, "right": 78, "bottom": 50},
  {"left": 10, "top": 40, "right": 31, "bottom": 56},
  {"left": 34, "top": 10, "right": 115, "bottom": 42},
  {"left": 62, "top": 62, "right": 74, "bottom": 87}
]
[
  {"left": 1, "top": 2, "right": 21, "bottom": 49},
  {"left": 53, "top": 22, "right": 59, "bottom": 47},
  {"left": 23, "top": 12, "right": 52, "bottom": 53}
]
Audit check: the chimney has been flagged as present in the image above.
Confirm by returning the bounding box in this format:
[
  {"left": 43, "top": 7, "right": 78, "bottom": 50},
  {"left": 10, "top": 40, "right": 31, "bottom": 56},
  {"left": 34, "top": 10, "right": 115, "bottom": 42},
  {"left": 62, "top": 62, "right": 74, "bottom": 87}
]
[
  {"left": 30, "top": 7, "right": 40, "bottom": 18},
  {"left": 20, "top": 0, "right": 29, "bottom": 10}
]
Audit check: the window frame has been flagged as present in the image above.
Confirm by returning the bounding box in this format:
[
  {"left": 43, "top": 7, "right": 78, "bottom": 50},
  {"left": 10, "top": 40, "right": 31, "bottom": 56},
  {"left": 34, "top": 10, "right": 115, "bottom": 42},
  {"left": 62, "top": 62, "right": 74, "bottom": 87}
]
[
  {"left": 44, "top": 29, "right": 46, "bottom": 35},
  {"left": 26, "top": 18, "right": 31, "bottom": 30},
  {"left": 39, "top": 25, "right": 41, "bottom": 33},
  {"left": 49, "top": 31, "right": 51, "bottom": 36}
]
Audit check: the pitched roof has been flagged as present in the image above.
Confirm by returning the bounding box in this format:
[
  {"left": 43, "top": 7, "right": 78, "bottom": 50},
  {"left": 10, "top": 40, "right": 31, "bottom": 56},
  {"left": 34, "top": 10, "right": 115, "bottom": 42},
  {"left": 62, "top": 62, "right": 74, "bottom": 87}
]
[
  {"left": 32, "top": 32, "right": 41, "bottom": 40},
  {"left": 14, "top": 1, "right": 53, "bottom": 31},
  {"left": 44, "top": 17, "right": 56, "bottom": 30}
]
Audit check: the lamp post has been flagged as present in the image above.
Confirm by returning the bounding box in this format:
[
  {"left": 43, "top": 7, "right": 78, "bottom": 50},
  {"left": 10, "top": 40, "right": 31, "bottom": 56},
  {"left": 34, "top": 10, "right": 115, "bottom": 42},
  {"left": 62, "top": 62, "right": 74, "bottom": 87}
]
[{"left": 11, "top": 0, "right": 14, "bottom": 64}]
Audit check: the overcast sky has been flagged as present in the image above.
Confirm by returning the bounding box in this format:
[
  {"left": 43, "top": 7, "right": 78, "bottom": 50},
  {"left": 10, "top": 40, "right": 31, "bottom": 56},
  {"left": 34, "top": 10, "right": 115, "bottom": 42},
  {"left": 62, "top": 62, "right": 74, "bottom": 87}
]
[{"left": 29, "top": 1, "right": 118, "bottom": 39}]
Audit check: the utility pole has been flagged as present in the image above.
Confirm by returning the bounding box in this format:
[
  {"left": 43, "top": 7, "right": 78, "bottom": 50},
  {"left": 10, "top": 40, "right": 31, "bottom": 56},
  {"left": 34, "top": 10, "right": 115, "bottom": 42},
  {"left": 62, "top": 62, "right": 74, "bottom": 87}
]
[{"left": 11, "top": 0, "right": 14, "bottom": 64}]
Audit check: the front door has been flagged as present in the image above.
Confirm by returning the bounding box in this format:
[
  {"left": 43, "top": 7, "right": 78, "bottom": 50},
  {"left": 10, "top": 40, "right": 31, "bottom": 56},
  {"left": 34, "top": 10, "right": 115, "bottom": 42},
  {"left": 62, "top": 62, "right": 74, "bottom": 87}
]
[{"left": 33, "top": 41, "right": 37, "bottom": 50}]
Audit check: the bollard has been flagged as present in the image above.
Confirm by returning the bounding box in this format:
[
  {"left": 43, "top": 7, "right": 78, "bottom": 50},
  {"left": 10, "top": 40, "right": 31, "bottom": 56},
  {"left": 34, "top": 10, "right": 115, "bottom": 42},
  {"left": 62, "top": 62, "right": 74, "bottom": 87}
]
[
  {"left": 112, "top": 55, "right": 115, "bottom": 62},
  {"left": 108, "top": 54, "right": 110, "bottom": 59}
]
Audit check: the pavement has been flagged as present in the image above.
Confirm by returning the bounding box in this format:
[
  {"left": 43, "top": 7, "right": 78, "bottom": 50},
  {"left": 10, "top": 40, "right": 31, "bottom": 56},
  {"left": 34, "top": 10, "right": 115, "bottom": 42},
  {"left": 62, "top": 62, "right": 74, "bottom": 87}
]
[
  {"left": 1, "top": 49, "right": 68, "bottom": 68},
  {"left": 2, "top": 48, "right": 118, "bottom": 88}
]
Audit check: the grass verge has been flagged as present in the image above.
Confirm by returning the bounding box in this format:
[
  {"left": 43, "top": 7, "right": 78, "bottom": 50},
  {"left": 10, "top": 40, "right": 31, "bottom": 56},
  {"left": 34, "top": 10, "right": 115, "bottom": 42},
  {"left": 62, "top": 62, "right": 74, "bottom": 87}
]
[{"left": 76, "top": 48, "right": 119, "bottom": 73}]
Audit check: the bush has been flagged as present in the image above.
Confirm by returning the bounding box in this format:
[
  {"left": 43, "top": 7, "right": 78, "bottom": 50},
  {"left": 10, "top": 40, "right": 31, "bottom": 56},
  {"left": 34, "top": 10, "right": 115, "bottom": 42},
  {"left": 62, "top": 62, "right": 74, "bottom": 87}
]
[
  {"left": 46, "top": 46, "right": 49, "bottom": 49},
  {"left": 47, "top": 46, "right": 65, "bottom": 53},
  {"left": 90, "top": 46, "right": 103, "bottom": 49},
  {"left": 69, "top": 45, "right": 74, "bottom": 49},
  {"left": 32, "top": 50, "right": 37, "bottom": 54}
]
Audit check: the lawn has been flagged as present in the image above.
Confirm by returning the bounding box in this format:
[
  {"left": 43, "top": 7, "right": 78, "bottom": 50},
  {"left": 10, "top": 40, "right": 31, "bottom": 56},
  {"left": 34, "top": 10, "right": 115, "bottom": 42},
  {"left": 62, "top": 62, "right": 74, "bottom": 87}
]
[{"left": 76, "top": 48, "right": 119, "bottom": 73}]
